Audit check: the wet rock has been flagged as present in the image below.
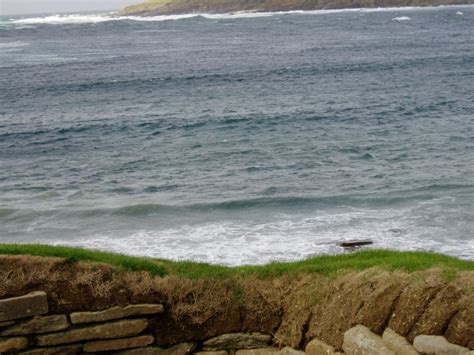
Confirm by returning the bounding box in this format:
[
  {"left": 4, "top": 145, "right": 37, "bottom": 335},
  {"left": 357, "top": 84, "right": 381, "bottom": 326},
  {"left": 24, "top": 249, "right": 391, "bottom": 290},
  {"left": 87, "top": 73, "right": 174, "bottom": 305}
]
[
  {"left": 413, "top": 335, "right": 469, "bottom": 354},
  {"left": 382, "top": 328, "right": 419, "bottom": 355},
  {"left": 338, "top": 240, "right": 373, "bottom": 249},
  {"left": 70, "top": 304, "right": 164, "bottom": 324},
  {"left": 84, "top": 335, "right": 154, "bottom": 352},
  {"left": 1, "top": 315, "right": 69, "bottom": 336},
  {"left": 36, "top": 319, "right": 148, "bottom": 346},
  {"left": 342, "top": 325, "right": 395, "bottom": 355},
  {"left": 0, "top": 291, "right": 48, "bottom": 322},
  {"left": 0, "top": 337, "right": 28, "bottom": 352},
  {"left": 203, "top": 333, "right": 272, "bottom": 350}
]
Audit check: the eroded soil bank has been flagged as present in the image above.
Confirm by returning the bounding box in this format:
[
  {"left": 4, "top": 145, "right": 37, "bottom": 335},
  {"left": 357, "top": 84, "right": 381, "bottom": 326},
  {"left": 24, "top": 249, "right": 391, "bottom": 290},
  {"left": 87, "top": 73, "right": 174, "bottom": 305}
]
[{"left": 0, "top": 255, "right": 472, "bottom": 351}]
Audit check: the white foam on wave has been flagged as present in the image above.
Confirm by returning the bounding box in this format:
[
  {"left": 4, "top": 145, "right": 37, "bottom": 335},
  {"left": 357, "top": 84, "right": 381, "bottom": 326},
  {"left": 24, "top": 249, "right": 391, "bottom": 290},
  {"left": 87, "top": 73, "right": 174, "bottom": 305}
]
[
  {"left": 392, "top": 16, "right": 411, "bottom": 21},
  {"left": 0, "top": 41, "right": 29, "bottom": 49},
  {"left": 35, "top": 201, "right": 474, "bottom": 265},
  {"left": 5, "top": 4, "right": 473, "bottom": 26}
]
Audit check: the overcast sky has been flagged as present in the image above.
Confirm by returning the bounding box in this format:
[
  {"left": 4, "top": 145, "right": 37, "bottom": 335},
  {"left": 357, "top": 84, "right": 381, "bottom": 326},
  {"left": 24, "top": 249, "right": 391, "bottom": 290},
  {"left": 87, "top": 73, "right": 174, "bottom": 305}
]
[{"left": 0, "top": 0, "right": 138, "bottom": 15}]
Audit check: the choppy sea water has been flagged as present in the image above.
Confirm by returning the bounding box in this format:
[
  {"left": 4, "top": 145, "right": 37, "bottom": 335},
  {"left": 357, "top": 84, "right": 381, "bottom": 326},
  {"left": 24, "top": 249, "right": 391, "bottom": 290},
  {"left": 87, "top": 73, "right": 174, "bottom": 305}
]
[{"left": 0, "top": 6, "right": 473, "bottom": 264}]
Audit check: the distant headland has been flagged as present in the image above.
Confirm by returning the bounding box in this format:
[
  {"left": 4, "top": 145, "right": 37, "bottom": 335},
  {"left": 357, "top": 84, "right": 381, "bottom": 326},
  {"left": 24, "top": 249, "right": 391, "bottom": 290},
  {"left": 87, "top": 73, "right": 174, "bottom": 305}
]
[{"left": 119, "top": 0, "right": 473, "bottom": 16}]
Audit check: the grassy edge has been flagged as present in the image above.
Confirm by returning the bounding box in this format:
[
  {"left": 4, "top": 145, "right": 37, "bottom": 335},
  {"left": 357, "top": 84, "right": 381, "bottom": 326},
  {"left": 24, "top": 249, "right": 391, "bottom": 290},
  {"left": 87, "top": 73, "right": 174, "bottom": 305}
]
[{"left": 0, "top": 244, "right": 472, "bottom": 279}]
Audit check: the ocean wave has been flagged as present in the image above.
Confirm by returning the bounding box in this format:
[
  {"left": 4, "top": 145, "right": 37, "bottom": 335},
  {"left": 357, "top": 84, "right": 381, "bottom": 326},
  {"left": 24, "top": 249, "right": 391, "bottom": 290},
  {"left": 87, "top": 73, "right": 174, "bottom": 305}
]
[
  {"left": 4, "top": 5, "right": 473, "bottom": 26},
  {"left": 39, "top": 188, "right": 468, "bottom": 218}
]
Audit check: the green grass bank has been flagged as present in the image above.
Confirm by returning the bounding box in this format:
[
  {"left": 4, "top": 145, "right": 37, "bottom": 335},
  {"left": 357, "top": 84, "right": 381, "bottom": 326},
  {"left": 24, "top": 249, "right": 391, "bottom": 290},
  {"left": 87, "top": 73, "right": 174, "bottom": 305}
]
[{"left": 0, "top": 243, "right": 472, "bottom": 279}]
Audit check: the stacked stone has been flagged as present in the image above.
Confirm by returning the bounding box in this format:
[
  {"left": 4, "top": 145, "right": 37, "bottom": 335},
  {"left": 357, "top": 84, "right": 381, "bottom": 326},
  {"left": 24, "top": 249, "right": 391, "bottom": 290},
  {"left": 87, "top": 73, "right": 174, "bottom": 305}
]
[
  {"left": 0, "top": 291, "right": 164, "bottom": 354},
  {"left": 1, "top": 292, "right": 473, "bottom": 354}
]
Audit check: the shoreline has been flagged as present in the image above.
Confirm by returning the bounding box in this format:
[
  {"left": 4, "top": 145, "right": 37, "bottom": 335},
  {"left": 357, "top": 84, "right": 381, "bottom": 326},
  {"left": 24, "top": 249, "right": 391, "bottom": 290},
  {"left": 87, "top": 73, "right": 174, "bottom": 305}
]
[{"left": 119, "top": 0, "right": 474, "bottom": 17}]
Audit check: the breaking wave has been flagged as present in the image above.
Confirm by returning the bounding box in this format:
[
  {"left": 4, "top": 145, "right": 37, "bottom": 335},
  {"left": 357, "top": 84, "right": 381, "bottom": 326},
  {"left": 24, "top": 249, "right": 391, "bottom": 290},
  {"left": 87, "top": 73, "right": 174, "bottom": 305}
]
[{"left": 3, "top": 5, "right": 472, "bottom": 26}]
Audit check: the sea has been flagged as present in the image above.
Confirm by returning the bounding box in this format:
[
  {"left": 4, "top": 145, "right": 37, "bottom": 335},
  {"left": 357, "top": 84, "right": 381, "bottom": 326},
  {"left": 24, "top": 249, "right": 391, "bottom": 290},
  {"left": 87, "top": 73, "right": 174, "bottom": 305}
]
[{"left": 0, "top": 6, "right": 473, "bottom": 264}]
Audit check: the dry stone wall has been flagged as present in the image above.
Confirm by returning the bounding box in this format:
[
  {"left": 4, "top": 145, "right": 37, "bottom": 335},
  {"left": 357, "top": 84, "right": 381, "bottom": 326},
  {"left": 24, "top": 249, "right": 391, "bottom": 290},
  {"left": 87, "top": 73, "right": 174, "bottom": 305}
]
[{"left": 0, "top": 292, "right": 472, "bottom": 354}]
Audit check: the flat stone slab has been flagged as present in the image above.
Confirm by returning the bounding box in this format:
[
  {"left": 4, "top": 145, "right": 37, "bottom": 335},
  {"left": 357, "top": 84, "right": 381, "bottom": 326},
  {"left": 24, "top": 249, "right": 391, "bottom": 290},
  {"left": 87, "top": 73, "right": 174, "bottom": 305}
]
[
  {"left": 70, "top": 304, "right": 164, "bottom": 324},
  {"left": 203, "top": 333, "right": 272, "bottom": 350},
  {"left": 84, "top": 335, "right": 154, "bottom": 352},
  {"left": 0, "top": 336, "right": 29, "bottom": 352},
  {"left": 343, "top": 325, "right": 395, "bottom": 355},
  {"left": 235, "top": 348, "right": 280, "bottom": 355},
  {"left": 413, "top": 335, "right": 469, "bottom": 354},
  {"left": 280, "top": 347, "right": 305, "bottom": 355},
  {"left": 1, "top": 315, "right": 69, "bottom": 336},
  {"left": 116, "top": 342, "right": 197, "bottom": 355},
  {"left": 0, "top": 291, "right": 48, "bottom": 322},
  {"left": 36, "top": 319, "right": 148, "bottom": 346},
  {"left": 382, "top": 328, "right": 419, "bottom": 355},
  {"left": 20, "top": 344, "right": 82, "bottom": 354}
]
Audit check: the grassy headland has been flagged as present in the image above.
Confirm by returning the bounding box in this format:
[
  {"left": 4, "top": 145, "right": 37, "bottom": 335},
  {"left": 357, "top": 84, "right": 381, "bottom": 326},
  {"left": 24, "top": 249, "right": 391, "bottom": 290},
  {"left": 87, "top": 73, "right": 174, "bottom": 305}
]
[
  {"left": 0, "top": 243, "right": 472, "bottom": 279},
  {"left": 119, "top": 0, "right": 474, "bottom": 16}
]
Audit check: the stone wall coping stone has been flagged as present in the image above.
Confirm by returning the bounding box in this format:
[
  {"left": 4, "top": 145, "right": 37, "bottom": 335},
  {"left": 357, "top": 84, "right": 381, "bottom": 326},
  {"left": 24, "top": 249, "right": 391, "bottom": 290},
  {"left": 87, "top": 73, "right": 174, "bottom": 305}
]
[
  {"left": 36, "top": 318, "right": 148, "bottom": 346},
  {"left": 305, "top": 338, "right": 341, "bottom": 355},
  {"left": 382, "top": 328, "right": 420, "bottom": 355},
  {"left": 83, "top": 334, "right": 154, "bottom": 352},
  {"left": 0, "top": 291, "right": 48, "bottom": 322},
  {"left": 343, "top": 325, "right": 395, "bottom": 355},
  {"left": 1, "top": 315, "right": 69, "bottom": 336},
  {"left": 413, "top": 335, "right": 470, "bottom": 354},
  {"left": 70, "top": 304, "right": 164, "bottom": 324}
]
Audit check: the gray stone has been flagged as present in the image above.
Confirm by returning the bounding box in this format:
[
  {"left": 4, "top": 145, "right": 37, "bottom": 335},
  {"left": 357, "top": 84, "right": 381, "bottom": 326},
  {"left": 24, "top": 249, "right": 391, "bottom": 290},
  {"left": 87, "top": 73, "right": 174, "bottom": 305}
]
[
  {"left": 413, "top": 335, "right": 469, "bottom": 354},
  {"left": 117, "top": 342, "right": 197, "bottom": 355},
  {"left": 1, "top": 315, "right": 69, "bottom": 336},
  {"left": 0, "top": 337, "right": 29, "bottom": 352},
  {"left": 0, "top": 291, "right": 48, "bottom": 322},
  {"left": 342, "top": 325, "right": 395, "bottom": 355},
  {"left": 36, "top": 319, "right": 148, "bottom": 346},
  {"left": 235, "top": 349, "right": 280, "bottom": 355},
  {"left": 84, "top": 335, "right": 154, "bottom": 352},
  {"left": 305, "top": 338, "right": 340, "bottom": 355},
  {"left": 194, "top": 351, "right": 228, "bottom": 355},
  {"left": 280, "top": 346, "right": 305, "bottom": 355},
  {"left": 203, "top": 333, "right": 272, "bottom": 350},
  {"left": 70, "top": 304, "right": 164, "bottom": 324},
  {"left": 382, "top": 328, "right": 419, "bottom": 355},
  {"left": 20, "top": 344, "right": 82, "bottom": 354}
]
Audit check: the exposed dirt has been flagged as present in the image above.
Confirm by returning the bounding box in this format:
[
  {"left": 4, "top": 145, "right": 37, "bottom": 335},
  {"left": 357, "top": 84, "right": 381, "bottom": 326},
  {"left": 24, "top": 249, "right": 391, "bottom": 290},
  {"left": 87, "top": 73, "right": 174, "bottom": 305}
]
[{"left": 0, "top": 255, "right": 473, "bottom": 350}]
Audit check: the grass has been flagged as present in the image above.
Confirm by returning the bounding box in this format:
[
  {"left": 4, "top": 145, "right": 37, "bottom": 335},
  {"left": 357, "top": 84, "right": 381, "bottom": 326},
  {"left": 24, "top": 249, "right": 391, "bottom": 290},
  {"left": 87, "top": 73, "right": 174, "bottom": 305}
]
[{"left": 0, "top": 244, "right": 472, "bottom": 279}]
